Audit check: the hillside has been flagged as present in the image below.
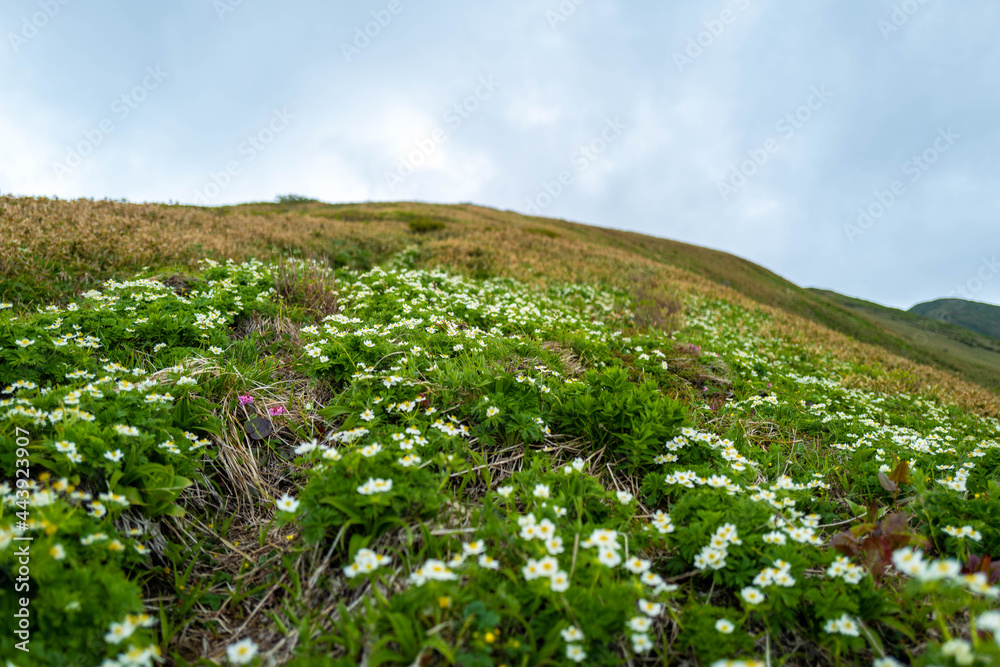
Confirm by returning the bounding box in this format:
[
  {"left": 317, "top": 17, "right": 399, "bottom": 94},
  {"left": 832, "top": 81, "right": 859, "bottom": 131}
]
[
  {"left": 911, "top": 297, "right": 1000, "bottom": 342},
  {"left": 2, "top": 196, "right": 1000, "bottom": 666},
  {"left": 3, "top": 195, "right": 999, "bottom": 395},
  {"left": 811, "top": 289, "right": 1000, "bottom": 392}
]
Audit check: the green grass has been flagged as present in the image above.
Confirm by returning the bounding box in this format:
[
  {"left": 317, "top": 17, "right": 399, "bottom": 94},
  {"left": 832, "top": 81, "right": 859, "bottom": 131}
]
[{"left": 911, "top": 298, "right": 1000, "bottom": 342}]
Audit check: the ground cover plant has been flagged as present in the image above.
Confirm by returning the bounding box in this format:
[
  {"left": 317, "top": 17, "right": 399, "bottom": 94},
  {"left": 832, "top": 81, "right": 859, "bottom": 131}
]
[{"left": 1, "top": 233, "right": 999, "bottom": 664}]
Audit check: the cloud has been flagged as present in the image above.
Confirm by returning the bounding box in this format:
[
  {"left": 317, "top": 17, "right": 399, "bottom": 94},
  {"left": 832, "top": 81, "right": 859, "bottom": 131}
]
[{"left": 2, "top": 0, "right": 999, "bottom": 308}]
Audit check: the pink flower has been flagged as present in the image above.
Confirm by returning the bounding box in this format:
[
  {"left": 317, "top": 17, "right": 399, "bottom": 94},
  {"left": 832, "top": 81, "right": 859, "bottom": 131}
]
[
  {"left": 238, "top": 394, "right": 254, "bottom": 405},
  {"left": 268, "top": 405, "right": 287, "bottom": 416}
]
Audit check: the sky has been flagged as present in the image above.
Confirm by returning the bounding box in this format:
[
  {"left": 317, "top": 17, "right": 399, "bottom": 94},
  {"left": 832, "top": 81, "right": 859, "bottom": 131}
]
[{"left": 2, "top": 0, "right": 999, "bottom": 310}]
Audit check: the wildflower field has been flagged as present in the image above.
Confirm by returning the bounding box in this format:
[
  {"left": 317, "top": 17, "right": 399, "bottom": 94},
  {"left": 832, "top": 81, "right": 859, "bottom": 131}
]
[{"left": 2, "top": 198, "right": 1000, "bottom": 666}]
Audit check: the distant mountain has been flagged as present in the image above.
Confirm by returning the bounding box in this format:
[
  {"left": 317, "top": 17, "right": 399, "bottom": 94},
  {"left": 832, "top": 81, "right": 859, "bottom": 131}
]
[
  {"left": 910, "top": 298, "right": 1000, "bottom": 342},
  {"left": 808, "top": 289, "right": 1000, "bottom": 391}
]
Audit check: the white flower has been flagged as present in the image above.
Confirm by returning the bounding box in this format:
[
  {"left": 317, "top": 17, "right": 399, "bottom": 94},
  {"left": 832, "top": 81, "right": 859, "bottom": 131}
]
[
  {"left": 823, "top": 613, "right": 860, "bottom": 637},
  {"left": 631, "top": 633, "right": 653, "bottom": 653},
  {"left": 740, "top": 587, "right": 765, "bottom": 605},
  {"left": 623, "top": 557, "right": 651, "bottom": 574},
  {"left": 104, "top": 620, "right": 136, "bottom": 644},
  {"left": 496, "top": 485, "right": 514, "bottom": 498},
  {"left": 585, "top": 528, "right": 619, "bottom": 550},
  {"left": 565, "top": 644, "right": 587, "bottom": 663},
  {"left": 486, "top": 406, "right": 500, "bottom": 418},
  {"left": 641, "top": 571, "right": 664, "bottom": 587},
  {"left": 916, "top": 558, "right": 961, "bottom": 582},
  {"left": 762, "top": 531, "right": 786, "bottom": 545},
  {"left": 694, "top": 546, "right": 728, "bottom": 571},
  {"left": 55, "top": 440, "right": 77, "bottom": 453},
  {"left": 616, "top": 490, "right": 634, "bottom": 504},
  {"left": 536, "top": 556, "right": 560, "bottom": 578},
  {"left": 560, "top": 625, "right": 584, "bottom": 642},
  {"left": 357, "top": 477, "right": 393, "bottom": 495},
  {"left": 891, "top": 547, "right": 925, "bottom": 577},
  {"left": 226, "top": 638, "right": 259, "bottom": 664},
  {"left": 638, "top": 599, "right": 662, "bottom": 617},
  {"left": 535, "top": 519, "right": 556, "bottom": 540},
  {"left": 597, "top": 548, "right": 622, "bottom": 567},
  {"left": 533, "top": 484, "right": 550, "bottom": 499},
  {"left": 715, "top": 619, "right": 734, "bottom": 634},
  {"left": 410, "top": 559, "right": 458, "bottom": 584},
  {"left": 360, "top": 409, "right": 375, "bottom": 422},
  {"left": 359, "top": 443, "right": 383, "bottom": 458},
  {"left": 398, "top": 454, "right": 421, "bottom": 467},
  {"left": 462, "top": 540, "right": 486, "bottom": 556},
  {"left": 49, "top": 544, "right": 66, "bottom": 560},
  {"left": 104, "top": 449, "right": 124, "bottom": 462},
  {"left": 276, "top": 493, "right": 299, "bottom": 513},
  {"left": 627, "top": 616, "right": 652, "bottom": 633},
  {"left": 942, "top": 525, "right": 983, "bottom": 542},
  {"left": 550, "top": 570, "right": 570, "bottom": 592},
  {"left": 545, "top": 537, "right": 565, "bottom": 555},
  {"left": 873, "top": 658, "right": 905, "bottom": 667},
  {"left": 478, "top": 554, "right": 500, "bottom": 570},
  {"left": 940, "top": 639, "right": 974, "bottom": 665},
  {"left": 294, "top": 440, "right": 319, "bottom": 455},
  {"left": 978, "top": 610, "right": 1000, "bottom": 633}
]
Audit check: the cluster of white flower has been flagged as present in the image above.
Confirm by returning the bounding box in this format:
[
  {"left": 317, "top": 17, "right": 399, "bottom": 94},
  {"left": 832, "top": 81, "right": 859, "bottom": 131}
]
[
  {"left": 522, "top": 555, "right": 570, "bottom": 592},
  {"left": 942, "top": 524, "right": 982, "bottom": 541},
  {"left": 694, "top": 524, "right": 740, "bottom": 571},
  {"left": 752, "top": 560, "right": 796, "bottom": 588},
  {"left": 581, "top": 527, "right": 624, "bottom": 568},
  {"left": 357, "top": 478, "right": 393, "bottom": 495},
  {"left": 650, "top": 510, "right": 675, "bottom": 535},
  {"left": 343, "top": 548, "right": 391, "bottom": 578},
  {"left": 104, "top": 613, "right": 157, "bottom": 644},
  {"left": 822, "top": 613, "right": 860, "bottom": 637},
  {"left": 891, "top": 548, "right": 999, "bottom": 596},
  {"left": 826, "top": 556, "right": 866, "bottom": 585},
  {"left": 408, "top": 559, "right": 459, "bottom": 586}
]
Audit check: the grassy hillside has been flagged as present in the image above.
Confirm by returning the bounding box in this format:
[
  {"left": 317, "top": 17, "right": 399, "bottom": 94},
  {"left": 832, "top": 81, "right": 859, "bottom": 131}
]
[
  {"left": 811, "top": 289, "right": 1000, "bottom": 392},
  {"left": 3, "top": 195, "right": 999, "bottom": 395},
  {"left": 2, "top": 196, "right": 1000, "bottom": 665},
  {"left": 911, "top": 298, "right": 1000, "bottom": 342}
]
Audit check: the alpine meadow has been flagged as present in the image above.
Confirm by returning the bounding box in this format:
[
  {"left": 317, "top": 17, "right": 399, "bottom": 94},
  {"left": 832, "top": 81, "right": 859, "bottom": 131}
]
[{"left": 2, "top": 196, "right": 999, "bottom": 666}]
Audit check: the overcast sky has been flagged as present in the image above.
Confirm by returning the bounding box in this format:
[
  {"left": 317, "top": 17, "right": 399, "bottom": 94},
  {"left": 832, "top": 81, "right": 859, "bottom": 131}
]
[{"left": 2, "top": 1, "right": 998, "bottom": 309}]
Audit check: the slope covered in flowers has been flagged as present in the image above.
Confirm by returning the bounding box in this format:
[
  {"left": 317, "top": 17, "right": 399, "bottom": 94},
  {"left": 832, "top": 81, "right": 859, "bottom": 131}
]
[{"left": 1, "top": 252, "right": 999, "bottom": 666}]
